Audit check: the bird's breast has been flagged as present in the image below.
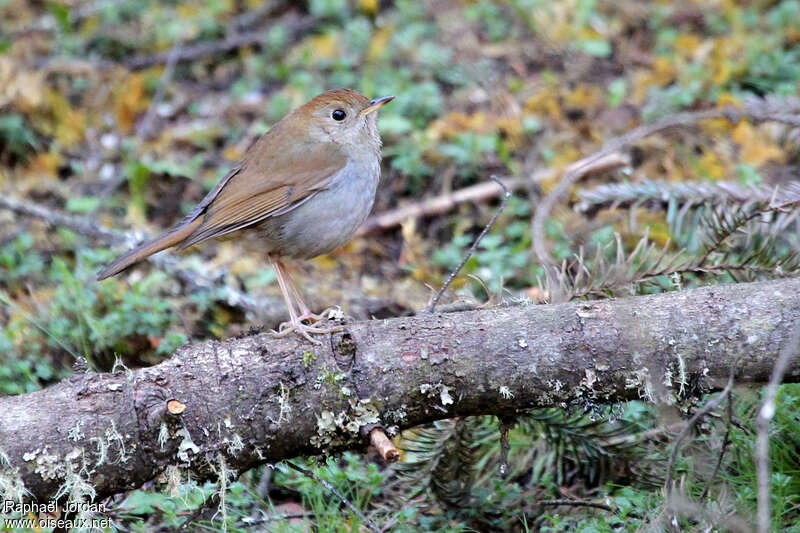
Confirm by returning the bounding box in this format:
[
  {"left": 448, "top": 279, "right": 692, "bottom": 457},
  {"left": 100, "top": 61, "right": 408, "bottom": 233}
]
[{"left": 258, "top": 155, "right": 381, "bottom": 259}]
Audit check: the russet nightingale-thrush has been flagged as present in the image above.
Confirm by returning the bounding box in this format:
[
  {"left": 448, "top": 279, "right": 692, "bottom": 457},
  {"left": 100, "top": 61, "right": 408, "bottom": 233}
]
[{"left": 97, "top": 88, "right": 393, "bottom": 343}]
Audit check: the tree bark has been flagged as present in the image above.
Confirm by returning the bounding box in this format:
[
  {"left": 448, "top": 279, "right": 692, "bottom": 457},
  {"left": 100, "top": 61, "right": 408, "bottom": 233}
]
[{"left": 1, "top": 278, "right": 798, "bottom": 506}]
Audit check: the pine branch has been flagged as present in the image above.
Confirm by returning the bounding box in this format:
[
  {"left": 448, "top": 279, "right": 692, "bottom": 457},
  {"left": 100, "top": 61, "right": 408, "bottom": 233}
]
[{"left": 532, "top": 97, "right": 800, "bottom": 268}]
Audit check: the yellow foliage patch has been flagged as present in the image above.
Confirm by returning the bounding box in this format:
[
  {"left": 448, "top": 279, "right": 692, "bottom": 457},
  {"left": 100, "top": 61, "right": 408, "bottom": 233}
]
[
  {"left": 700, "top": 118, "right": 732, "bottom": 137},
  {"left": 709, "top": 36, "right": 744, "bottom": 87},
  {"left": 367, "top": 26, "right": 392, "bottom": 63},
  {"left": 307, "top": 34, "right": 340, "bottom": 60},
  {"left": 697, "top": 150, "right": 726, "bottom": 181},
  {"left": 523, "top": 87, "right": 562, "bottom": 119},
  {"left": 359, "top": 0, "right": 379, "bottom": 16},
  {"left": 28, "top": 151, "right": 62, "bottom": 176},
  {"left": 540, "top": 146, "right": 583, "bottom": 194},
  {"left": 115, "top": 73, "right": 150, "bottom": 134},
  {"left": 564, "top": 84, "right": 603, "bottom": 109},
  {"left": 312, "top": 253, "right": 339, "bottom": 270},
  {"left": 674, "top": 33, "right": 702, "bottom": 57},
  {"left": 223, "top": 144, "right": 244, "bottom": 161},
  {"left": 0, "top": 57, "right": 45, "bottom": 111},
  {"left": 633, "top": 208, "right": 671, "bottom": 247},
  {"left": 495, "top": 116, "right": 525, "bottom": 150},
  {"left": 41, "top": 90, "right": 86, "bottom": 148},
  {"left": 426, "top": 111, "right": 490, "bottom": 141},
  {"left": 633, "top": 57, "right": 675, "bottom": 101},
  {"left": 732, "top": 121, "right": 785, "bottom": 166}
]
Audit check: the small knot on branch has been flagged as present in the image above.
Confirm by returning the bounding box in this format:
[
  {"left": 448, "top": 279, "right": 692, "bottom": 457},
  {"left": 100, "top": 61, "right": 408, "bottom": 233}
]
[{"left": 166, "top": 399, "right": 187, "bottom": 416}]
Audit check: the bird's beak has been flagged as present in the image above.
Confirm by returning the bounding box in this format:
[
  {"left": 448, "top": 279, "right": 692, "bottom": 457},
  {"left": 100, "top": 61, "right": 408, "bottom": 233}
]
[{"left": 360, "top": 95, "right": 395, "bottom": 115}]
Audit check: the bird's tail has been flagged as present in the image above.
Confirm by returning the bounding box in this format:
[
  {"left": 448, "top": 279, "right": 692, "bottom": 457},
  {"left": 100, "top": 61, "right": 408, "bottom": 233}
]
[{"left": 96, "top": 217, "right": 203, "bottom": 280}]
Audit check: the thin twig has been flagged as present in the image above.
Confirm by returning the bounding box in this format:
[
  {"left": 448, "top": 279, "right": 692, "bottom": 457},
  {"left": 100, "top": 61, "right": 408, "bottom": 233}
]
[
  {"left": 126, "top": 14, "right": 315, "bottom": 70},
  {"left": 242, "top": 512, "right": 315, "bottom": 526},
  {"left": 535, "top": 499, "right": 615, "bottom": 512},
  {"left": 178, "top": 493, "right": 218, "bottom": 531},
  {"left": 532, "top": 100, "right": 800, "bottom": 269},
  {"left": 36, "top": 11, "right": 315, "bottom": 73},
  {"left": 285, "top": 461, "right": 381, "bottom": 533},
  {"left": 664, "top": 370, "right": 735, "bottom": 499},
  {"left": 423, "top": 176, "right": 512, "bottom": 313},
  {"left": 700, "top": 392, "right": 733, "bottom": 500},
  {"left": 756, "top": 326, "right": 800, "bottom": 533},
  {"left": 359, "top": 154, "right": 628, "bottom": 236},
  {"left": 359, "top": 176, "right": 522, "bottom": 235},
  {"left": 136, "top": 38, "right": 183, "bottom": 140}
]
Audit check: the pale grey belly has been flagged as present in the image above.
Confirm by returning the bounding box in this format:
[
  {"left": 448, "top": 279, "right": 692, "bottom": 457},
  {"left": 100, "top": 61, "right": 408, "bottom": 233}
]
[{"left": 257, "top": 158, "right": 379, "bottom": 259}]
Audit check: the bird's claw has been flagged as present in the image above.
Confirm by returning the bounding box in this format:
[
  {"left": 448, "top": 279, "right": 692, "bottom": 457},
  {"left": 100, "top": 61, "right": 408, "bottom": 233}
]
[
  {"left": 271, "top": 317, "right": 344, "bottom": 344},
  {"left": 297, "top": 305, "right": 344, "bottom": 323}
]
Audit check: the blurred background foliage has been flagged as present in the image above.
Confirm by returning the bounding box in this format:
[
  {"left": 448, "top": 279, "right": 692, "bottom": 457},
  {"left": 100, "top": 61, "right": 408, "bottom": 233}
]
[{"left": 1, "top": 0, "right": 799, "bottom": 531}]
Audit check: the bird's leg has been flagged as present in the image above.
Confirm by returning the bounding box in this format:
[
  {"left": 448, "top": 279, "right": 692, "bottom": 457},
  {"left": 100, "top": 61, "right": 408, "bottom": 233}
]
[
  {"left": 280, "top": 264, "right": 327, "bottom": 322},
  {"left": 269, "top": 257, "right": 340, "bottom": 344}
]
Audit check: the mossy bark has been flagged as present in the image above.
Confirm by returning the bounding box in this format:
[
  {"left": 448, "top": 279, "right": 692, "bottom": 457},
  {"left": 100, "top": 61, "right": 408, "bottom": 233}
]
[{"left": 1, "top": 278, "right": 798, "bottom": 504}]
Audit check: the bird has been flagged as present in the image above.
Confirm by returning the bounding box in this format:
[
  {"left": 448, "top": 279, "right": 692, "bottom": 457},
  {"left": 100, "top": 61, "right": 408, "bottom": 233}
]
[{"left": 97, "top": 88, "right": 393, "bottom": 343}]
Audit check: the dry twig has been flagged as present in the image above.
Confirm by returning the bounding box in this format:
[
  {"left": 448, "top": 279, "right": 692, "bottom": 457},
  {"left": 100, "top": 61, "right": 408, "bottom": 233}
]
[
  {"left": 664, "top": 369, "right": 735, "bottom": 500},
  {"left": 126, "top": 13, "right": 315, "bottom": 70},
  {"left": 136, "top": 38, "right": 184, "bottom": 140},
  {"left": 286, "top": 461, "right": 381, "bottom": 533},
  {"left": 360, "top": 176, "right": 522, "bottom": 235},
  {"left": 700, "top": 393, "right": 733, "bottom": 500},
  {"left": 535, "top": 499, "right": 615, "bottom": 512},
  {"left": 756, "top": 326, "right": 800, "bottom": 533},
  {"left": 423, "top": 176, "right": 511, "bottom": 313}
]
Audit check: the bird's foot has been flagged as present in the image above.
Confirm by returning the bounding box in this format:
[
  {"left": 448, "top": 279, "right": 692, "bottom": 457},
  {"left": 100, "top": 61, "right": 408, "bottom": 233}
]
[
  {"left": 271, "top": 318, "right": 344, "bottom": 344},
  {"left": 297, "top": 305, "right": 344, "bottom": 323}
]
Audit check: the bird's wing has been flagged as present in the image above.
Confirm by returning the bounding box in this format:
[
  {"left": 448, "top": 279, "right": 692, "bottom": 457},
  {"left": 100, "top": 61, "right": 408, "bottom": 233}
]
[{"left": 179, "top": 139, "right": 348, "bottom": 248}]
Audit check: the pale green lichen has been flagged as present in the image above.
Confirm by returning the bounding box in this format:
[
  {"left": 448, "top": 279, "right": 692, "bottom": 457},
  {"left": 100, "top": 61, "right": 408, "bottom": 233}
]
[
  {"left": 68, "top": 421, "right": 84, "bottom": 442},
  {"left": 164, "top": 464, "right": 183, "bottom": 497},
  {"left": 268, "top": 382, "right": 293, "bottom": 424},
  {"left": 302, "top": 350, "right": 316, "bottom": 368},
  {"left": 385, "top": 404, "right": 408, "bottom": 423},
  {"left": 53, "top": 448, "right": 97, "bottom": 524},
  {"left": 675, "top": 352, "right": 687, "bottom": 397},
  {"left": 176, "top": 428, "right": 200, "bottom": 463},
  {"left": 104, "top": 419, "right": 127, "bottom": 464},
  {"left": 32, "top": 447, "right": 62, "bottom": 480},
  {"left": 0, "top": 447, "right": 29, "bottom": 504},
  {"left": 628, "top": 367, "right": 656, "bottom": 402},
  {"left": 419, "top": 383, "right": 454, "bottom": 406},
  {"left": 314, "top": 366, "right": 346, "bottom": 390},
  {"left": 111, "top": 355, "right": 133, "bottom": 381},
  {"left": 0, "top": 469, "right": 28, "bottom": 504},
  {"left": 226, "top": 434, "right": 244, "bottom": 456},
  {"left": 209, "top": 453, "right": 236, "bottom": 532},
  {"left": 310, "top": 399, "right": 381, "bottom": 449},
  {"left": 158, "top": 423, "right": 170, "bottom": 450}
]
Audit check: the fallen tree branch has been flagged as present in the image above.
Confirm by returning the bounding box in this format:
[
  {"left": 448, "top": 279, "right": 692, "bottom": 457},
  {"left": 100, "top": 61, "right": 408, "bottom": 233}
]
[{"left": 0, "top": 277, "right": 798, "bottom": 507}]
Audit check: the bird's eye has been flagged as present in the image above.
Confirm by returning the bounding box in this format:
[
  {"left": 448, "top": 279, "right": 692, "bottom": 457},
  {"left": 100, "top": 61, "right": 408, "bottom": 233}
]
[{"left": 331, "top": 109, "right": 346, "bottom": 121}]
